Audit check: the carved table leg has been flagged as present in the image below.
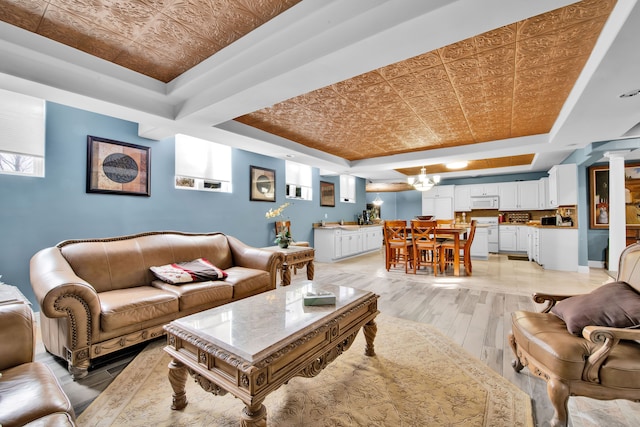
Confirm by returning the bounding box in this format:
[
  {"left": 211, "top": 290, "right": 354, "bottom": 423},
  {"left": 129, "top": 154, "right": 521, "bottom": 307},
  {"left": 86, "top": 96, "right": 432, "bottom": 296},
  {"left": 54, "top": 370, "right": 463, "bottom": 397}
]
[
  {"left": 168, "top": 359, "right": 189, "bottom": 410},
  {"left": 282, "top": 264, "right": 292, "bottom": 286},
  {"left": 363, "top": 319, "right": 377, "bottom": 356},
  {"left": 241, "top": 401, "right": 267, "bottom": 427},
  {"left": 306, "top": 260, "right": 314, "bottom": 280}
]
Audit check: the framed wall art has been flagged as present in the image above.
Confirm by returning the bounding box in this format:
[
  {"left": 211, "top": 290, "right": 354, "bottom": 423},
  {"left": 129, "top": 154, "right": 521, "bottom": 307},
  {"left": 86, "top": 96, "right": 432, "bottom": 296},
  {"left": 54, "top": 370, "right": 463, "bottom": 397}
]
[
  {"left": 589, "top": 162, "right": 640, "bottom": 228},
  {"left": 320, "top": 181, "right": 335, "bottom": 207},
  {"left": 86, "top": 136, "right": 150, "bottom": 196},
  {"left": 250, "top": 165, "right": 276, "bottom": 202}
]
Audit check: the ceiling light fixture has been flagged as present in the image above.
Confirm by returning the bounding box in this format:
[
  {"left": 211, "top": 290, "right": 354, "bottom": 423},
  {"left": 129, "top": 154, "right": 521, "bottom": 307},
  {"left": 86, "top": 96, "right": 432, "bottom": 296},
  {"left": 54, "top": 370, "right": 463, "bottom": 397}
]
[
  {"left": 407, "top": 166, "right": 440, "bottom": 192},
  {"left": 373, "top": 193, "right": 384, "bottom": 206},
  {"left": 446, "top": 161, "right": 468, "bottom": 170}
]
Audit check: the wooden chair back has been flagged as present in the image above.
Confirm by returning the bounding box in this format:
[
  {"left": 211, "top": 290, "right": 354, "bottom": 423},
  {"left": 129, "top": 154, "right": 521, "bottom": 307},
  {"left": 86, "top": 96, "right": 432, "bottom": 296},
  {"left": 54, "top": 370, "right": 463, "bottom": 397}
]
[
  {"left": 410, "top": 220, "right": 438, "bottom": 245},
  {"left": 464, "top": 220, "right": 477, "bottom": 249},
  {"left": 436, "top": 219, "right": 454, "bottom": 227},
  {"left": 275, "top": 220, "right": 291, "bottom": 236},
  {"left": 384, "top": 220, "right": 409, "bottom": 244}
]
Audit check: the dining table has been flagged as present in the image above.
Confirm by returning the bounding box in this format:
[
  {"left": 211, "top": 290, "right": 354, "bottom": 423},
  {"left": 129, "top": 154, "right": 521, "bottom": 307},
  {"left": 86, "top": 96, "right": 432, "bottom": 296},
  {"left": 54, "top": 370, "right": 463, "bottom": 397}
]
[
  {"left": 433, "top": 225, "right": 468, "bottom": 276},
  {"left": 405, "top": 224, "right": 468, "bottom": 276}
]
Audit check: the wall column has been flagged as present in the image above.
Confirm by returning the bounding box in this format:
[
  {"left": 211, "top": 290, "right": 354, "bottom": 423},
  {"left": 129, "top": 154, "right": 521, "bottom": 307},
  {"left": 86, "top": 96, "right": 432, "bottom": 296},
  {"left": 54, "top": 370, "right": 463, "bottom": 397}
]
[{"left": 606, "top": 151, "right": 629, "bottom": 273}]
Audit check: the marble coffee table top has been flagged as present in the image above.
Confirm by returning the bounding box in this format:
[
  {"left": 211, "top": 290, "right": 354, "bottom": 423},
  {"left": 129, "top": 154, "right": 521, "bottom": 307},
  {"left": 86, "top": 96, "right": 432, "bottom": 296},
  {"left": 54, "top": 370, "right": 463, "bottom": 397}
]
[{"left": 170, "top": 281, "right": 374, "bottom": 363}]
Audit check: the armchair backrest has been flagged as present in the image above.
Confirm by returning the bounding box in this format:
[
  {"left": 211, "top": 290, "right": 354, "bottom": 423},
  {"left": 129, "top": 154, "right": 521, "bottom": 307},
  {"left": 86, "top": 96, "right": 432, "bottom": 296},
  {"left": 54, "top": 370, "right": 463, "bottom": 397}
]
[
  {"left": 0, "top": 303, "right": 35, "bottom": 370},
  {"left": 617, "top": 243, "right": 640, "bottom": 292}
]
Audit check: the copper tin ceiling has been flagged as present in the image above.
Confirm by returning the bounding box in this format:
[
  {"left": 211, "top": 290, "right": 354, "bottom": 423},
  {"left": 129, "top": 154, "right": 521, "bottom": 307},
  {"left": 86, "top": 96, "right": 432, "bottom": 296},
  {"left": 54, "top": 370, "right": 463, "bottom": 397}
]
[
  {"left": 236, "top": 0, "right": 616, "bottom": 166},
  {"left": 398, "top": 154, "right": 537, "bottom": 177},
  {"left": 0, "top": 0, "right": 301, "bottom": 83}
]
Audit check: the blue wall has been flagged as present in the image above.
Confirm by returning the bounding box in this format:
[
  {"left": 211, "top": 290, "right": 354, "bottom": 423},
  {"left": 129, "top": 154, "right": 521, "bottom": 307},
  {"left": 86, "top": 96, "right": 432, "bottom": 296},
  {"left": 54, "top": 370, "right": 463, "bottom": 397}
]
[{"left": 0, "top": 103, "right": 366, "bottom": 307}]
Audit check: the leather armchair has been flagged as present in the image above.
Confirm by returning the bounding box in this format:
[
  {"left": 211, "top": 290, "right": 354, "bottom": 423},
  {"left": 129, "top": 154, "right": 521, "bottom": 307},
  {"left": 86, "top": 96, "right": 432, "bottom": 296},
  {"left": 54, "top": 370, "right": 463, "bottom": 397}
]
[
  {"left": 0, "top": 303, "right": 76, "bottom": 426},
  {"left": 509, "top": 243, "right": 640, "bottom": 427}
]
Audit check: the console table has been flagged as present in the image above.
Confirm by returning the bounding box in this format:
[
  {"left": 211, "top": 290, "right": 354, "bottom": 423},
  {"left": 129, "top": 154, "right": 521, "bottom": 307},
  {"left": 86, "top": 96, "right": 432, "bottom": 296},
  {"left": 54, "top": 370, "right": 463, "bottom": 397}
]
[{"left": 261, "top": 245, "right": 314, "bottom": 286}]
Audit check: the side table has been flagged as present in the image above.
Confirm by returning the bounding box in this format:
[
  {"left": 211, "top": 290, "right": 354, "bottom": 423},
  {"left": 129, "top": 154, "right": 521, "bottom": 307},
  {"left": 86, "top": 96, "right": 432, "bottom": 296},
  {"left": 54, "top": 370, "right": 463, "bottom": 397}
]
[
  {"left": 0, "top": 283, "right": 31, "bottom": 305},
  {"left": 261, "top": 245, "right": 315, "bottom": 286}
]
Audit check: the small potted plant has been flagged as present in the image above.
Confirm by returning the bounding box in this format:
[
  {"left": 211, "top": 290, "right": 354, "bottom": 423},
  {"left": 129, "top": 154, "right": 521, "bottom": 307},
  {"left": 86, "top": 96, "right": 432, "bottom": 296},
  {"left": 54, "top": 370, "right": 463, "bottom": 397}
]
[{"left": 274, "top": 226, "right": 292, "bottom": 248}]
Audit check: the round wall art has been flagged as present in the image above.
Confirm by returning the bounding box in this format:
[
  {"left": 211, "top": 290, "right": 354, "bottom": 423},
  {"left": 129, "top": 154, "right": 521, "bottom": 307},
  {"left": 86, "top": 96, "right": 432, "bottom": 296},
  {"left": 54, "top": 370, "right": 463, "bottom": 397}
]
[{"left": 86, "top": 135, "right": 150, "bottom": 196}]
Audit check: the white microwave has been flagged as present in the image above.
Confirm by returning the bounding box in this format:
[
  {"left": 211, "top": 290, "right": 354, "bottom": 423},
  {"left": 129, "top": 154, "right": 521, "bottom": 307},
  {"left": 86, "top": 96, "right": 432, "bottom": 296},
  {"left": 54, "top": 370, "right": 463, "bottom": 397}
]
[{"left": 470, "top": 196, "right": 499, "bottom": 209}]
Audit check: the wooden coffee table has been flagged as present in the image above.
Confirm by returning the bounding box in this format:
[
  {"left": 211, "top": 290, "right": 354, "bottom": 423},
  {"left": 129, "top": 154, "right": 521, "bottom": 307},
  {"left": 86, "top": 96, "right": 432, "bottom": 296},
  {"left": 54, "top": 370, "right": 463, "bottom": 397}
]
[
  {"left": 261, "top": 245, "right": 315, "bottom": 286},
  {"left": 164, "top": 281, "right": 379, "bottom": 426}
]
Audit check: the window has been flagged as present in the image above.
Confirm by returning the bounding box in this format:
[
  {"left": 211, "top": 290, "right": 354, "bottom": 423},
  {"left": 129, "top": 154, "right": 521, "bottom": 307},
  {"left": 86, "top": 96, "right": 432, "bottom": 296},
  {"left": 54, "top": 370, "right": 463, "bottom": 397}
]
[
  {"left": 0, "top": 89, "right": 45, "bottom": 177},
  {"left": 340, "top": 174, "right": 356, "bottom": 203},
  {"left": 285, "top": 160, "right": 312, "bottom": 200},
  {"left": 175, "top": 134, "right": 232, "bottom": 192}
]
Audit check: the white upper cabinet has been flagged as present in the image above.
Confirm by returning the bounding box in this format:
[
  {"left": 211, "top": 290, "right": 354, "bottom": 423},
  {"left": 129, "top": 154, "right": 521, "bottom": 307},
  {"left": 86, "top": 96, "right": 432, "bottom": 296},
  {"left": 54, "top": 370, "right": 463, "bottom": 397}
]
[
  {"left": 423, "top": 185, "right": 455, "bottom": 198},
  {"left": 538, "top": 177, "right": 552, "bottom": 209},
  {"left": 498, "top": 181, "right": 539, "bottom": 210},
  {"left": 548, "top": 164, "right": 577, "bottom": 207},
  {"left": 498, "top": 182, "right": 518, "bottom": 210},
  {"left": 469, "top": 183, "right": 499, "bottom": 196},
  {"left": 454, "top": 185, "right": 471, "bottom": 212}
]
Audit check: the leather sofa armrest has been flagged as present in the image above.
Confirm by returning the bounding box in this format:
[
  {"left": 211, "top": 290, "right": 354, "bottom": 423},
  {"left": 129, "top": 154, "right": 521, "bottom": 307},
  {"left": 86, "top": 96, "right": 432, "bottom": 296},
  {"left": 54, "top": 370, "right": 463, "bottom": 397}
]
[
  {"left": 30, "top": 247, "right": 102, "bottom": 351},
  {"left": 580, "top": 325, "right": 640, "bottom": 383},
  {"left": 0, "top": 303, "right": 36, "bottom": 370},
  {"left": 30, "top": 247, "right": 101, "bottom": 317},
  {"left": 532, "top": 293, "right": 575, "bottom": 313},
  {"left": 227, "top": 235, "right": 284, "bottom": 290}
]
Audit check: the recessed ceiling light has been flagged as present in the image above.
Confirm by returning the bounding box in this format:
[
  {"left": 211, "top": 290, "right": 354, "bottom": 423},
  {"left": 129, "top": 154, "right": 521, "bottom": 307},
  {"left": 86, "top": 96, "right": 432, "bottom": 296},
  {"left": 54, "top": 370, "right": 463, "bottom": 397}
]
[
  {"left": 446, "top": 161, "right": 468, "bottom": 170},
  {"left": 620, "top": 89, "right": 640, "bottom": 98}
]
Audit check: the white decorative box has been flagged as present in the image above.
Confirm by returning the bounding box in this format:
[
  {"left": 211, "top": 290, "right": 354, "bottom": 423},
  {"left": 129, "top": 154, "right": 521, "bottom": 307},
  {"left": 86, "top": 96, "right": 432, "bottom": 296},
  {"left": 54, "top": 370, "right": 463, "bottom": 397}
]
[{"left": 303, "top": 290, "right": 336, "bottom": 306}]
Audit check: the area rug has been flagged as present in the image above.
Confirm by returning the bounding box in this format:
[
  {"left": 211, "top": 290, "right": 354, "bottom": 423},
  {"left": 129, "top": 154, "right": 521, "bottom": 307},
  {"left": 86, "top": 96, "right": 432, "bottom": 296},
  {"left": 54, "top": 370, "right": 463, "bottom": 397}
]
[{"left": 77, "top": 314, "right": 533, "bottom": 427}]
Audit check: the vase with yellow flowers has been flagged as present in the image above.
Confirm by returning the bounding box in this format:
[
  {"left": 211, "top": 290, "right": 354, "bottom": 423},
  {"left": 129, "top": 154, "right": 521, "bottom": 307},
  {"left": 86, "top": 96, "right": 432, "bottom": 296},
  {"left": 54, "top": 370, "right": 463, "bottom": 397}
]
[{"left": 265, "top": 202, "right": 293, "bottom": 248}]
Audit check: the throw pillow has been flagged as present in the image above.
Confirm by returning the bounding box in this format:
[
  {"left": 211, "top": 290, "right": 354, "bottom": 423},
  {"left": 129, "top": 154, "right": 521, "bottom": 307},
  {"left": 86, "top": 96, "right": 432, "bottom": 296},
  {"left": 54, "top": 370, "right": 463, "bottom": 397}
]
[
  {"left": 150, "top": 258, "right": 228, "bottom": 284},
  {"left": 550, "top": 281, "right": 640, "bottom": 335}
]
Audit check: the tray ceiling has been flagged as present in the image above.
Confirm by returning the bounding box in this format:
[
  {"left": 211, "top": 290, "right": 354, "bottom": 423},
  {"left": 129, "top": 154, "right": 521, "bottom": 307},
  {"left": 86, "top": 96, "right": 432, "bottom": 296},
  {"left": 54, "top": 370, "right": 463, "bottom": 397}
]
[{"left": 0, "top": 0, "right": 630, "bottom": 183}]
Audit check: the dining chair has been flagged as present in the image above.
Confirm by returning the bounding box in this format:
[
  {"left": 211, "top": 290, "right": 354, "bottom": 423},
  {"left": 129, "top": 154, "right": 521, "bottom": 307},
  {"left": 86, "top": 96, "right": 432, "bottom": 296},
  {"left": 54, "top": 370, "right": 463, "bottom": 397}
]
[
  {"left": 439, "top": 220, "right": 477, "bottom": 275},
  {"left": 435, "top": 219, "right": 455, "bottom": 242},
  {"left": 383, "top": 220, "right": 412, "bottom": 273},
  {"left": 410, "top": 220, "right": 440, "bottom": 275},
  {"left": 275, "top": 220, "right": 309, "bottom": 247}
]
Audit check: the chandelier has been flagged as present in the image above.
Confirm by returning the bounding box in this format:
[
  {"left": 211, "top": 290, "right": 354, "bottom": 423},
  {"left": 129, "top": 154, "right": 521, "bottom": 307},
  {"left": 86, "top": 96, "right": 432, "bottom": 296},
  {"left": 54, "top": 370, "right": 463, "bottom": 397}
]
[
  {"left": 407, "top": 166, "right": 440, "bottom": 191},
  {"left": 372, "top": 193, "right": 384, "bottom": 206}
]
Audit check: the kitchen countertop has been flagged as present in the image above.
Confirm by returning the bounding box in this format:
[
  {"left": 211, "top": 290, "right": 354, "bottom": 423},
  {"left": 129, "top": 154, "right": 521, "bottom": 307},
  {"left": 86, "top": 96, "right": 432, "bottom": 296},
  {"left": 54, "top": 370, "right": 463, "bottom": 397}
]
[{"left": 500, "top": 222, "right": 577, "bottom": 229}]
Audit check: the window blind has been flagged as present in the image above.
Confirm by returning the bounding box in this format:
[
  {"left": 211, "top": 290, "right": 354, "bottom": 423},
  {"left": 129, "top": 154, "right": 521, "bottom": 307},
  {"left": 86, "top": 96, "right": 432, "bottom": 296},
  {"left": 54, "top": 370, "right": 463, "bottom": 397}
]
[
  {"left": 175, "top": 134, "right": 231, "bottom": 181},
  {"left": 0, "top": 88, "right": 45, "bottom": 158}
]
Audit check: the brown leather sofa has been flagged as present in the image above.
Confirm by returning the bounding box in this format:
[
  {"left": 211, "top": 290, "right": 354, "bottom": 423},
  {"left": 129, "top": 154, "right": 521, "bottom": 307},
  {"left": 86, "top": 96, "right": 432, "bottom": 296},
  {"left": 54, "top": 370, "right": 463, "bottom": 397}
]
[
  {"left": 509, "top": 243, "right": 640, "bottom": 427},
  {"left": 30, "top": 231, "right": 283, "bottom": 380},
  {"left": 0, "top": 302, "right": 76, "bottom": 427}
]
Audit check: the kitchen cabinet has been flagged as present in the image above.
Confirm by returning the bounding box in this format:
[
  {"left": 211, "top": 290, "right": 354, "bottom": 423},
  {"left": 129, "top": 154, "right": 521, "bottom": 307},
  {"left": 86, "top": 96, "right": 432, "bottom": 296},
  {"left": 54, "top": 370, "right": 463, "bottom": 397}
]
[
  {"left": 469, "top": 183, "right": 499, "bottom": 196},
  {"left": 470, "top": 226, "right": 489, "bottom": 259},
  {"left": 498, "top": 181, "right": 539, "bottom": 210},
  {"left": 516, "top": 226, "right": 529, "bottom": 252},
  {"left": 538, "top": 178, "right": 551, "bottom": 209},
  {"left": 548, "top": 164, "right": 577, "bottom": 207},
  {"left": 454, "top": 186, "right": 471, "bottom": 212},
  {"left": 340, "top": 229, "right": 362, "bottom": 257},
  {"left": 423, "top": 185, "right": 455, "bottom": 198},
  {"left": 499, "top": 225, "right": 518, "bottom": 252},
  {"left": 537, "top": 228, "right": 578, "bottom": 271},
  {"left": 423, "top": 194, "right": 454, "bottom": 220},
  {"left": 314, "top": 226, "right": 382, "bottom": 263},
  {"left": 363, "top": 226, "right": 383, "bottom": 252}
]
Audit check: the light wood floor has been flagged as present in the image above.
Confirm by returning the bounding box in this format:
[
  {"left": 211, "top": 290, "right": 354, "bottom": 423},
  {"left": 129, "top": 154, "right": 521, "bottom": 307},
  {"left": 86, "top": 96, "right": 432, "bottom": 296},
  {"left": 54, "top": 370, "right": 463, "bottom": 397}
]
[{"left": 37, "top": 250, "right": 640, "bottom": 426}]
